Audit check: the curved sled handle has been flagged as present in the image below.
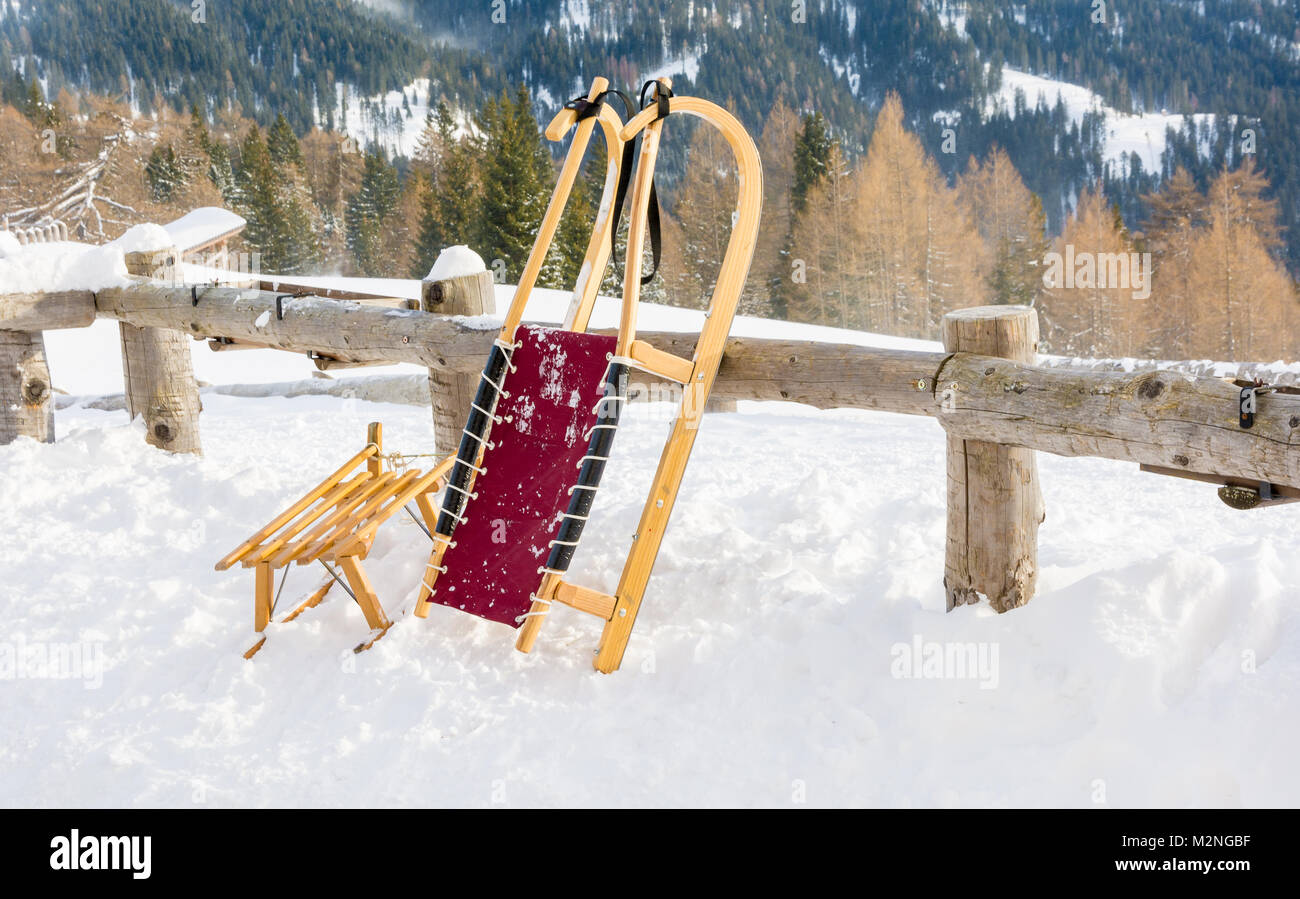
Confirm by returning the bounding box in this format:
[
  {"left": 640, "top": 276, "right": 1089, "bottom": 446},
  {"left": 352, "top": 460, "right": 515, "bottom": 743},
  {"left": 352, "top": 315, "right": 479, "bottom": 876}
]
[
  {"left": 499, "top": 78, "right": 627, "bottom": 341},
  {"left": 613, "top": 92, "right": 764, "bottom": 360},
  {"left": 590, "top": 94, "right": 764, "bottom": 674}
]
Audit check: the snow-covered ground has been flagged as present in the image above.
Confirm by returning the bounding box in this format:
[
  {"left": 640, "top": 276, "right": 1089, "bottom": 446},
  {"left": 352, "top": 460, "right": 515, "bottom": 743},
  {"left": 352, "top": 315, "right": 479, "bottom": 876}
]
[
  {"left": 5, "top": 273, "right": 1299, "bottom": 807},
  {"left": 4, "top": 379, "right": 1298, "bottom": 807}
]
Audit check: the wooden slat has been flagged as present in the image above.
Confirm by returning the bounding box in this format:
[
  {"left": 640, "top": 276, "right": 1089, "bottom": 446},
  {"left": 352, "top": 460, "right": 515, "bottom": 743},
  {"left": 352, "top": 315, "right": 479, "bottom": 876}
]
[
  {"left": 216, "top": 445, "right": 377, "bottom": 569},
  {"left": 338, "top": 555, "right": 390, "bottom": 631},
  {"left": 268, "top": 471, "right": 400, "bottom": 567},
  {"left": 280, "top": 578, "right": 335, "bottom": 623},
  {"left": 328, "top": 460, "right": 454, "bottom": 559},
  {"left": 254, "top": 561, "right": 273, "bottom": 632},
  {"left": 294, "top": 469, "right": 420, "bottom": 564},
  {"left": 501, "top": 77, "right": 610, "bottom": 342},
  {"left": 629, "top": 339, "right": 695, "bottom": 384},
  {"left": 553, "top": 581, "right": 617, "bottom": 618},
  {"left": 240, "top": 472, "right": 374, "bottom": 567}
]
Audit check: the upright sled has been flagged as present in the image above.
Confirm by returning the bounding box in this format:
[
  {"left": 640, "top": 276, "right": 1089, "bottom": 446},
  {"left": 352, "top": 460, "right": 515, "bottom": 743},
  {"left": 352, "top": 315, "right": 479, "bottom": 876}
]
[{"left": 219, "top": 78, "right": 763, "bottom": 672}]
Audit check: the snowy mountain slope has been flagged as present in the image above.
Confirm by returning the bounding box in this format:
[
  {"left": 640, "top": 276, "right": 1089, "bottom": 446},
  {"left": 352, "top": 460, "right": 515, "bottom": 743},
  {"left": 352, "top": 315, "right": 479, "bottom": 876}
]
[
  {"left": 989, "top": 67, "right": 1218, "bottom": 174},
  {"left": 2, "top": 382, "right": 1297, "bottom": 807}
]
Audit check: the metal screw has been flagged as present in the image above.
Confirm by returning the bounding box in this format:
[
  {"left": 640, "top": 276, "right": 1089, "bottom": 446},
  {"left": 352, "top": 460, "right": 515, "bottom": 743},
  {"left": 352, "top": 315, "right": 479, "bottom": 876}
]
[
  {"left": 914, "top": 378, "right": 928, "bottom": 391},
  {"left": 618, "top": 609, "right": 627, "bottom": 617}
]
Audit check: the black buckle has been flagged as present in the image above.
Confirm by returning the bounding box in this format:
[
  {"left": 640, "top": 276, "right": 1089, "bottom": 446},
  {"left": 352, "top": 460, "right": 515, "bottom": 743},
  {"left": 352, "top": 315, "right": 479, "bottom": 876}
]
[
  {"left": 564, "top": 94, "right": 603, "bottom": 121},
  {"left": 639, "top": 79, "right": 673, "bottom": 120}
]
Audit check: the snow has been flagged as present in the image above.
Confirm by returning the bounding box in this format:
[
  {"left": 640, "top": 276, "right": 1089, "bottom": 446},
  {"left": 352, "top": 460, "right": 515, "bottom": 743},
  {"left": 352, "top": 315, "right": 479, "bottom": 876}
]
[
  {"left": 12, "top": 271, "right": 1300, "bottom": 806},
  {"left": 4, "top": 387, "right": 1298, "bottom": 806},
  {"left": 0, "top": 231, "right": 21, "bottom": 256},
  {"left": 990, "top": 67, "right": 1218, "bottom": 173},
  {"left": 161, "top": 207, "right": 246, "bottom": 253},
  {"left": 328, "top": 77, "right": 434, "bottom": 158},
  {"left": 0, "top": 240, "right": 131, "bottom": 293},
  {"left": 933, "top": 1, "right": 967, "bottom": 34},
  {"left": 112, "top": 223, "right": 173, "bottom": 254},
  {"left": 558, "top": 0, "right": 592, "bottom": 32},
  {"left": 644, "top": 53, "right": 701, "bottom": 85},
  {"left": 426, "top": 246, "right": 486, "bottom": 281}
]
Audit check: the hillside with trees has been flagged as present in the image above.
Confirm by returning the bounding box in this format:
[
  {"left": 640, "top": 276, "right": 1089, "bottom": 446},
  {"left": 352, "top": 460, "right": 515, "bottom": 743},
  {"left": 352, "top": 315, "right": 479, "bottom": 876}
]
[{"left": 1, "top": 0, "right": 1297, "bottom": 364}]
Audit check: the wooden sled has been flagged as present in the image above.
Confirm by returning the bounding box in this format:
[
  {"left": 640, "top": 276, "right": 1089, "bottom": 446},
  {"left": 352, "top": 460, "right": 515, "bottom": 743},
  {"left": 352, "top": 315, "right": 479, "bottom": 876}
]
[
  {"left": 413, "top": 79, "right": 764, "bottom": 673},
  {"left": 216, "top": 423, "right": 454, "bottom": 656}
]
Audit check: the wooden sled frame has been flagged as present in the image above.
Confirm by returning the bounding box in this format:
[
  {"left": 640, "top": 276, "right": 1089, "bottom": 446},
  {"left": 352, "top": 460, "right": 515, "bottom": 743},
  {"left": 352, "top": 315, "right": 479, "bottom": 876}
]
[
  {"left": 216, "top": 423, "right": 455, "bottom": 656},
  {"left": 414, "top": 79, "right": 764, "bottom": 673}
]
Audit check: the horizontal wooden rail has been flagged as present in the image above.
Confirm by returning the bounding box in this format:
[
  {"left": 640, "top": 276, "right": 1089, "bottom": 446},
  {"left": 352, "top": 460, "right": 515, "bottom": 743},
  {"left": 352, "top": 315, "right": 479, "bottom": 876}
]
[
  {"left": 88, "top": 283, "right": 949, "bottom": 413},
  {"left": 934, "top": 353, "right": 1300, "bottom": 488}
]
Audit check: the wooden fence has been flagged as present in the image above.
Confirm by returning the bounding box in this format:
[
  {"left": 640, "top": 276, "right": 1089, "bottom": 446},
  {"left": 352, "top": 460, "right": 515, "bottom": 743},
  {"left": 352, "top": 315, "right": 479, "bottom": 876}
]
[{"left": 3, "top": 244, "right": 1298, "bottom": 613}]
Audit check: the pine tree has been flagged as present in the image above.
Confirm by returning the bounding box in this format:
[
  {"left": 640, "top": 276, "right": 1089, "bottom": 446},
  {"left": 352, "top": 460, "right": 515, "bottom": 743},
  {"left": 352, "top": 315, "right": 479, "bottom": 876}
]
[
  {"left": 346, "top": 149, "right": 400, "bottom": 276},
  {"left": 475, "top": 85, "right": 551, "bottom": 282},
  {"left": 234, "top": 122, "right": 322, "bottom": 274},
  {"left": 1141, "top": 167, "right": 1203, "bottom": 356},
  {"left": 267, "top": 121, "right": 321, "bottom": 274},
  {"left": 1185, "top": 163, "right": 1294, "bottom": 361},
  {"left": 852, "top": 93, "right": 986, "bottom": 336},
  {"left": 792, "top": 111, "right": 832, "bottom": 215},
  {"left": 1039, "top": 183, "right": 1138, "bottom": 357},
  {"left": 411, "top": 173, "right": 444, "bottom": 278},
  {"left": 267, "top": 113, "right": 304, "bottom": 168},
  {"left": 411, "top": 103, "right": 479, "bottom": 277},
  {"left": 145, "top": 144, "right": 186, "bottom": 201},
  {"left": 790, "top": 143, "right": 857, "bottom": 326},
  {"left": 235, "top": 125, "right": 277, "bottom": 260}
]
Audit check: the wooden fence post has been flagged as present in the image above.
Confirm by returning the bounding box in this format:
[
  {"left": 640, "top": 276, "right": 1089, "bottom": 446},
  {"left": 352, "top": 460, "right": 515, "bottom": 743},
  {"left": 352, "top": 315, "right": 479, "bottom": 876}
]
[
  {"left": 940, "top": 305, "right": 1044, "bottom": 612},
  {"left": 420, "top": 270, "right": 495, "bottom": 453},
  {"left": 0, "top": 329, "right": 54, "bottom": 444},
  {"left": 121, "top": 248, "right": 202, "bottom": 454}
]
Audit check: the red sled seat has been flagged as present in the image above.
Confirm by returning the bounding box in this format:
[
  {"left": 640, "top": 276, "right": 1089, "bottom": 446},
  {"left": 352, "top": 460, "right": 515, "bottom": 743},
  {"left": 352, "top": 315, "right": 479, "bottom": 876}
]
[{"left": 426, "top": 324, "right": 619, "bottom": 626}]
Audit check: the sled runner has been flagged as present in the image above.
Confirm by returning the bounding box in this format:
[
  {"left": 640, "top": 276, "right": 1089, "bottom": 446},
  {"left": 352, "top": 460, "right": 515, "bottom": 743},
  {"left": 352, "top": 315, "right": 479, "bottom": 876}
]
[{"left": 412, "top": 79, "right": 763, "bottom": 672}]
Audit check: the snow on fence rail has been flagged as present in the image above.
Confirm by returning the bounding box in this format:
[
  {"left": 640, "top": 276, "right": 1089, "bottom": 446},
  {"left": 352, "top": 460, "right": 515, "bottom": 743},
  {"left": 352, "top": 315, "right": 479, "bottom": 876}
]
[{"left": 3, "top": 245, "right": 1299, "bottom": 613}]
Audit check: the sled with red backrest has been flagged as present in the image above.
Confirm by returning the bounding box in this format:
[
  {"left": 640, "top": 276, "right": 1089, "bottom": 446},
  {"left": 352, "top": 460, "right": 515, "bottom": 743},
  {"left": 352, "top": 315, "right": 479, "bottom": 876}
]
[{"left": 413, "top": 79, "right": 763, "bottom": 672}]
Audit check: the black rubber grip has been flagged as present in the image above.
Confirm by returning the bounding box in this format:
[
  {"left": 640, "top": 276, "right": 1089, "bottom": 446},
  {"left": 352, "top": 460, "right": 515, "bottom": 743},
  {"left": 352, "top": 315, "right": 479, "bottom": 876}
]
[
  {"left": 546, "top": 363, "right": 628, "bottom": 572},
  {"left": 437, "top": 344, "right": 509, "bottom": 536}
]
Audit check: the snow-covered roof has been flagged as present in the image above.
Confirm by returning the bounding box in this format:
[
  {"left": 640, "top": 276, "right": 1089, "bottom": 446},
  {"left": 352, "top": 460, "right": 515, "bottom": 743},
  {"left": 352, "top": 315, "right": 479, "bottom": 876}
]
[{"left": 162, "top": 207, "right": 246, "bottom": 253}]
